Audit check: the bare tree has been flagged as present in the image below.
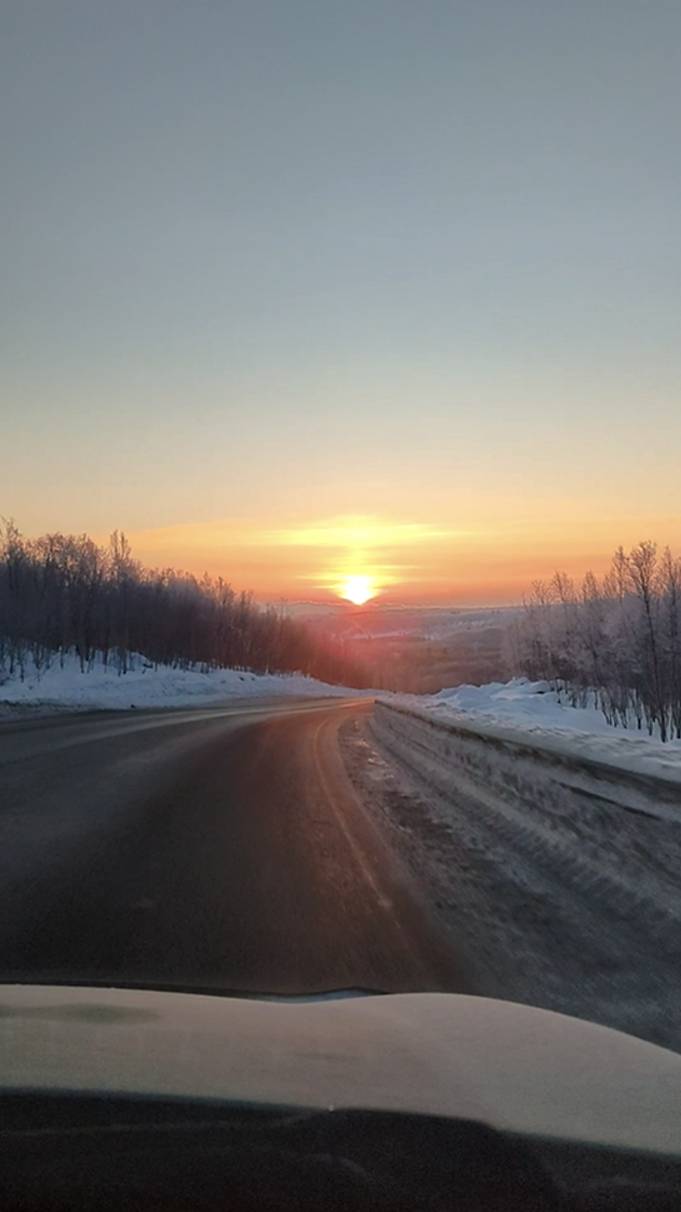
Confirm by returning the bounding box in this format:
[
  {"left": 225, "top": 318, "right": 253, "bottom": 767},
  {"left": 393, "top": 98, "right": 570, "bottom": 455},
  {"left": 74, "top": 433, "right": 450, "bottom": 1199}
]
[
  {"left": 0, "top": 523, "right": 370, "bottom": 691},
  {"left": 511, "top": 540, "right": 681, "bottom": 742}
]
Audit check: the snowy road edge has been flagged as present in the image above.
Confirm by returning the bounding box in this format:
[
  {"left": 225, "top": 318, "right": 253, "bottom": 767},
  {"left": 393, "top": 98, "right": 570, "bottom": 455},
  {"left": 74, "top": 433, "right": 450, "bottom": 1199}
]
[{"left": 375, "top": 698, "right": 681, "bottom": 817}]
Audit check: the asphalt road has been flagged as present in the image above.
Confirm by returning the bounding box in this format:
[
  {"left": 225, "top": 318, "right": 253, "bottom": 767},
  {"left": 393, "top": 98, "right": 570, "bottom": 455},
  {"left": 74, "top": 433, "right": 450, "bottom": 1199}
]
[{"left": 0, "top": 700, "right": 464, "bottom": 995}]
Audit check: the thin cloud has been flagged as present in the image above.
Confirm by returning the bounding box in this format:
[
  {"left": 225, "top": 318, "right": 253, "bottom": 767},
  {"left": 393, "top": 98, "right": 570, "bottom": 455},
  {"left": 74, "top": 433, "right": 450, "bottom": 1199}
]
[{"left": 262, "top": 515, "right": 466, "bottom": 550}]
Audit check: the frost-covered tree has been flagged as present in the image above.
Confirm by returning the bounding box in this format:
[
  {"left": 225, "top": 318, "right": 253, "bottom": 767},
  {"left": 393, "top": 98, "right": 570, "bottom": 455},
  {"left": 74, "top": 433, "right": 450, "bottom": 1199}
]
[
  {"left": 512, "top": 541, "right": 681, "bottom": 741},
  {"left": 0, "top": 523, "right": 370, "bottom": 689}
]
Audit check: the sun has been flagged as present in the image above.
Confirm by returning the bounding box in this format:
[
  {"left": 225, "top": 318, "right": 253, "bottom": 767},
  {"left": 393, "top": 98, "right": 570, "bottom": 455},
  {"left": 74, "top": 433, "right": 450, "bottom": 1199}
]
[{"left": 339, "top": 574, "right": 376, "bottom": 606}]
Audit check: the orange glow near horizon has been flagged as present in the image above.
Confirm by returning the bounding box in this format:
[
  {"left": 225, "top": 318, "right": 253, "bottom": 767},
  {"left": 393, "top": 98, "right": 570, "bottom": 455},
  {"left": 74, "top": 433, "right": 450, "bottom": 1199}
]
[
  {"left": 338, "top": 574, "right": 377, "bottom": 606},
  {"left": 98, "top": 509, "right": 681, "bottom": 607}
]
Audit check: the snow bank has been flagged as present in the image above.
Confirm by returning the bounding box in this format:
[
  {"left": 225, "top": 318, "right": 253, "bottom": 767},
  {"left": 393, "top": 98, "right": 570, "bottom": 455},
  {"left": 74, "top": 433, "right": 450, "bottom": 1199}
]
[
  {"left": 432, "top": 678, "right": 674, "bottom": 737},
  {"left": 373, "top": 698, "right": 681, "bottom": 822},
  {"left": 0, "top": 651, "right": 359, "bottom": 713},
  {"left": 384, "top": 679, "right": 681, "bottom": 785},
  {"left": 354, "top": 705, "right": 681, "bottom": 1049}
]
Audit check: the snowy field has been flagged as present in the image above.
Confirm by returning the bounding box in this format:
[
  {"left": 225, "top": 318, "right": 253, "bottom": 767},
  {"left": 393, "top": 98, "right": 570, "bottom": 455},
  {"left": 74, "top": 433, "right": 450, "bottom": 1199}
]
[
  {"left": 387, "top": 678, "right": 681, "bottom": 783},
  {"left": 432, "top": 677, "right": 680, "bottom": 738},
  {"left": 0, "top": 651, "right": 358, "bottom": 714},
  {"left": 340, "top": 690, "right": 681, "bottom": 1052}
]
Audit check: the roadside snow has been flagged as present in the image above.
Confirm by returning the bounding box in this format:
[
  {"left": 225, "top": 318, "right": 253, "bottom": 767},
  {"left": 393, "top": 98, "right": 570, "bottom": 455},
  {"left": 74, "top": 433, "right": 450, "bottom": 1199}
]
[
  {"left": 342, "top": 707, "right": 681, "bottom": 1051},
  {"left": 432, "top": 678, "right": 669, "bottom": 737},
  {"left": 384, "top": 679, "right": 681, "bottom": 784},
  {"left": 0, "top": 651, "right": 359, "bottom": 713}
]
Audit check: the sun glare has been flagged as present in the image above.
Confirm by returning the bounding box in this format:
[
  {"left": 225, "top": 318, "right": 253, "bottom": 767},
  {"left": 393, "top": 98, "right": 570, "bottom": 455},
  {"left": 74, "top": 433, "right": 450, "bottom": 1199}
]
[{"left": 339, "top": 574, "right": 376, "bottom": 606}]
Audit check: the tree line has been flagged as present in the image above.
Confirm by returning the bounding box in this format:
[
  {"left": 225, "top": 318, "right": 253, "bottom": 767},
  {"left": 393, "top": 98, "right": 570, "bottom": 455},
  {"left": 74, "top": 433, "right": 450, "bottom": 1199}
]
[
  {"left": 508, "top": 541, "right": 681, "bottom": 742},
  {"left": 0, "top": 521, "right": 370, "bottom": 688}
]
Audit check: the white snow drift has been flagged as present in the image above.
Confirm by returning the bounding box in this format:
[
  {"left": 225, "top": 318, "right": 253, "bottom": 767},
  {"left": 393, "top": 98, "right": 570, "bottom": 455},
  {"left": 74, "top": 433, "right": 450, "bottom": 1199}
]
[
  {"left": 385, "top": 678, "right": 681, "bottom": 783},
  {"left": 0, "top": 651, "right": 359, "bottom": 713}
]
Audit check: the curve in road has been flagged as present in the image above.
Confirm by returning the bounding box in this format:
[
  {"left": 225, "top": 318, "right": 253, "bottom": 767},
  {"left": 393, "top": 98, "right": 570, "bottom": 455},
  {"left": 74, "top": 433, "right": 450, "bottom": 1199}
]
[{"left": 0, "top": 700, "right": 465, "bottom": 996}]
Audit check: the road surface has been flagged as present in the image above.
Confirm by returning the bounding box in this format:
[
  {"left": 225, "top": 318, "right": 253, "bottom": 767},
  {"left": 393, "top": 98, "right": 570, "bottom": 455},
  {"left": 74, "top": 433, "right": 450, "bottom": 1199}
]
[{"left": 0, "top": 700, "right": 464, "bottom": 995}]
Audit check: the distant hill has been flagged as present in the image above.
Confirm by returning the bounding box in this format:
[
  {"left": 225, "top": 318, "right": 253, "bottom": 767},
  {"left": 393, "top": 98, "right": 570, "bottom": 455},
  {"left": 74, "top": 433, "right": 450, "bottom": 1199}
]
[{"left": 279, "top": 602, "right": 519, "bottom": 693}]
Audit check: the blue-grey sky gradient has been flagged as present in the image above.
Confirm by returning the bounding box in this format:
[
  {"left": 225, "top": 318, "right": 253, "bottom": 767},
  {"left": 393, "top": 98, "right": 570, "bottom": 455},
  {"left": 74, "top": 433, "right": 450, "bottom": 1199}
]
[{"left": 2, "top": 1, "right": 680, "bottom": 596}]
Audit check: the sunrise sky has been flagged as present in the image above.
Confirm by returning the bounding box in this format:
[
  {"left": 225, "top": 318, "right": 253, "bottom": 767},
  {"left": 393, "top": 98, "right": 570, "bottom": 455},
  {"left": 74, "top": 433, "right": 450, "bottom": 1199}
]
[{"left": 3, "top": 2, "right": 680, "bottom": 604}]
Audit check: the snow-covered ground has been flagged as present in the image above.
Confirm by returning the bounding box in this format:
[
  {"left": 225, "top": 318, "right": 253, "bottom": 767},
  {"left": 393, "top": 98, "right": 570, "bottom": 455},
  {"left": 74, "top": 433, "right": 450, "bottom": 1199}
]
[
  {"left": 385, "top": 678, "right": 681, "bottom": 783},
  {"left": 341, "top": 695, "right": 681, "bottom": 1052},
  {"left": 0, "top": 651, "right": 359, "bottom": 714},
  {"left": 432, "top": 678, "right": 677, "bottom": 738}
]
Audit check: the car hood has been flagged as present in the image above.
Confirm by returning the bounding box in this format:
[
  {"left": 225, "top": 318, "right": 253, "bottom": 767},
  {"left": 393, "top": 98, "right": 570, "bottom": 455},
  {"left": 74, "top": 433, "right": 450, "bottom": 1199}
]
[{"left": 2, "top": 984, "right": 681, "bottom": 1158}]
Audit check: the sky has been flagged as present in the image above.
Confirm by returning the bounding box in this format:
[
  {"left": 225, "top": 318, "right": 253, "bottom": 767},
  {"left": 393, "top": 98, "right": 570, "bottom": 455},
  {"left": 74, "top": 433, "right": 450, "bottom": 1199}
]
[{"left": 3, "top": 1, "right": 680, "bottom": 604}]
